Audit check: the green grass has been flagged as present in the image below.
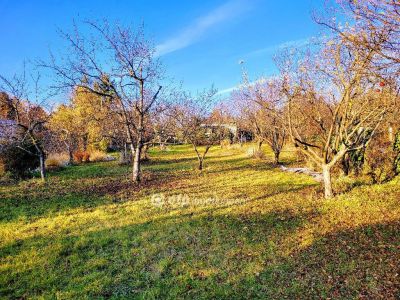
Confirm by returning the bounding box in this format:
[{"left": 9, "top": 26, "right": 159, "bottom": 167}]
[{"left": 1, "top": 144, "right": 399, "bottom": 299}]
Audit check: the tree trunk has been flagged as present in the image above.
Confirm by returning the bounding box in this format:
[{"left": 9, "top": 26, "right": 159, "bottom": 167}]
[
  {"left": 64, "top": 140, "right": 74, "bottom": 165},
  {"left": 83, "top": 134, "right": 88, "bottom": 151},
  {"left": 132, "top": 144, "right": 141, "bottom": 182},
  {"left": 273, "top": 150, "right": 280, "bottom": 165},
  {"left": 141, "top": 144, "right": 149, "bottom": 161},
  {"left": 322, "top": 164, "right": 333, "bottom": 199},
  {"left": 30, "top": 133, "right": 46, "bottom": 182},
  {"left": 257, "top": 140, "right": 263, "bottom": 151},
  {"left": 68, "top": 148, "right": 74, "bottom": 165},
  {"left": 341, "top": 155, "right": 350, "bottom": 176},
  {"left": 124, "top": 142, "right": 128, "bottom": 160},
  {"left": 133, "top": 75, "right": 145, "bottom": 183},
  {"left": 39, "top": 152, "right": 46, "bottom": 182},
  {"left": 198, "top": 158, "right": 203, "bottom": 170}
]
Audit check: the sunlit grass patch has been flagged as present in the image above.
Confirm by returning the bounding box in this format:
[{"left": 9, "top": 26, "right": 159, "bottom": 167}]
[{"left": 0, "top": 144, "right": 399, "bottom": 299}]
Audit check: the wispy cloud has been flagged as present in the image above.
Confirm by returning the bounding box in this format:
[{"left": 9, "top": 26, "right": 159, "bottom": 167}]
[
  {"left": 216, "top": 36, "right": 326, "bottom": 96},
  {"left": 217, "top": 76, "right": 281, "bottom": 96},
  {"left": 217, "top": 77, "right": 264, "bottom": 96},
  {"left": 216, "top": 86, "right": 238, "bottom": 95},
  {"left": 156, "top": 0, "right": 253, "bottom": 57},
  {"left": 244, "top": 35, "right": 329, "bottom": 59},
  {"left": 245, "top": 37, "right": 313, "bottom": 58}
]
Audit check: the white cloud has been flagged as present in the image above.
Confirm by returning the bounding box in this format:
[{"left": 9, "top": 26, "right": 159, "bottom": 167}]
[
  {"left": 156, "top": 0, "right": 253, "bottom": 57},
  {"left": 216, "top": 37, "right": 325, "bottom": 96},
  {"left": 244, "top": 35, "right": 329, "bottom": 59},
  {"left": 245, "top": 37, "right": 312, "bottom": 58},
  {"left": 216, "top": 86, "right": 237, "bottom": 95},
  {"left": 217, "top": 76, "right": 278, "bottom": 96},
  {"left": 216, "top": 81, "right": 254, "bottom": 96}
]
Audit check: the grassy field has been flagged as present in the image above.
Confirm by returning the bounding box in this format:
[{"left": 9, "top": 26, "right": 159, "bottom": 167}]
[{"left": 1, "top": 144, "right": 399, "bottom": 299}]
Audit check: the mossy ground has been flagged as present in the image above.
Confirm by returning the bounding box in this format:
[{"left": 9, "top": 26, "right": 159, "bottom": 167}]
[{"left": 1, "top": 144, "right": 399, "bottom": 299}]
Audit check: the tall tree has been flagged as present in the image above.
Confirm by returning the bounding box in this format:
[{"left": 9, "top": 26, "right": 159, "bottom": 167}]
[
  {"left": 0, "top": 70, "right": 50, "bottom": 181},
  {"left": 42, "top": 21, "right": 163, "bottom": 182},
  {"left": 171, "top": 88, "right": 222, "bottom": 171},
  {"left": 0, "top": 92, "right": 17, "bottom": 120},
  {"left": 49, "top": 103, "right": 80, "bottom": 164},
  {"left": 232, "top": 78, "right": 286, "bottom": 164},
  {"left": 277, "top": 37, "right": 396, "bottom": 198},
  {"left": 317, "top": 0, "right": 400, "bottom": 70}
]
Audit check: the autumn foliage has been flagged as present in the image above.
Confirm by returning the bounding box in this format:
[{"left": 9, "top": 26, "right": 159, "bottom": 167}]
[{"left": 73, "top": 151, "right": 91, "bottom": 164}]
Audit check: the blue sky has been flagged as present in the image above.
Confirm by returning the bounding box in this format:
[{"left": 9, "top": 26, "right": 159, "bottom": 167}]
[{"left": 0, "top": 0, "right": 326, "bottom": 99}]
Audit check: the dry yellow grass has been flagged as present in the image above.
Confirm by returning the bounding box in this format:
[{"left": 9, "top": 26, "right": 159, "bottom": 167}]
[
  {"left": 45, "top": 153, "right": 70, "bottom": 168},
  {"left": 89, "top": 150, "right": 109, "bottom": 162}
]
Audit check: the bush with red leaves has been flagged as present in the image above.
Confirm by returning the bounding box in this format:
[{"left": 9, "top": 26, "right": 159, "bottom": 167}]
[{"left": 73, "top": 151, "right": 91, "bottom": 163}]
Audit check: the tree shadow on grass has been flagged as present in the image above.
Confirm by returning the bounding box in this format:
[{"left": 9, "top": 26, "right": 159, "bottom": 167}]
[
  {"left": 0, "top": 208, "right": 315, "bottom": 299},
  {"left": 0, "top": 148, "right": 318, "bottom": 225},
  {"left": 251, "top": 221, "right": 400, "bottom": 299},
  {"left": 48, "top": 161, "right": 128, "bottom": 180},
  {"left": 0, "top": 168, "right": 180, "bottom": 223},
  {"left": 2, "top": 205, "right": 398, "bottom": 299}
]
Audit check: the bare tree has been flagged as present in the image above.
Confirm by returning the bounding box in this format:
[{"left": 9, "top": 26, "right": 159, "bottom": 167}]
[
  {"left": 152, "top": 112, "right": 178, "bottom": 149},
  {"left": 0, "top": 69, "right": 51, "bottom": 181},
  {"left": 233, "top": 91, "right": 265, "bottom": 150},
  {"left": 316, "top": 0, "right": 400, "bottom": 145},
  {"left": 171, "top": 87, "right": 222, "bottom": 171},
  {"left": 232, "top": 77, "right": 286, "bottom": 164},
  {"left": 49, "top": 101, "right": 85, "bottom": 165},
  {"left": 316, "top": 0, "right": 400, "bottom": 70},
  {"left": 41, "top": 20, "right": 163, "bottom": 182},
  {"left": 277, "top": 37, "right": 396, "bottom": 198}
]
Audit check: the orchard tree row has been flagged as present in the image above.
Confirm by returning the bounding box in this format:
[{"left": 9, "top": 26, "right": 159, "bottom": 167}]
[{"left": 1, "top": 1, "right": 399, "bottom": 198}]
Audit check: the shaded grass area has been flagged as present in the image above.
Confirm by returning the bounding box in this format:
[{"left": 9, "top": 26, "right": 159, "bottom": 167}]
[{"left": 0, "top": 144, "right": 399, "bottom": 299}]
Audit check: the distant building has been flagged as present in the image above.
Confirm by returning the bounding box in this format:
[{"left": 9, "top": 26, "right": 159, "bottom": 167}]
[{"left": 201, "top": 123, "right": 253, "bottom": 143}]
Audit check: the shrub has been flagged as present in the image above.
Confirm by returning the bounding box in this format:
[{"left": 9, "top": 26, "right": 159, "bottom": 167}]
[
  {"left": 246, "top": 146, "right": 265, "bottom": 159},
  {"left": 89, "top": 150, "right": 108, "bottom": 162},
  {"left": 82, "top": 151, "right": 90, "bottom": 162},
  {"left": 349, "top": 149, "right": 365, "bottom": 175},
  {"left": 0, "top": 142, "right": 39, "bottom": 179},
  {"left": 98, "top": 138, "right": 109, "bottom": 152},
  {"left": 339, "top": 148, "right": 365, "bottom": 176},
  {"left": 45, "top": 153, "right": 69, "bottom": 168},
  {"left": 88, "top": 138, "right": 110, "bottom": 153},
  {"left": 73, "top": 151, "right": 83, "bottom": 163},
  {"left": 73, "top": 151, "right": 91, "bottom": 163},
  {"left": 364, "top": 134, "right": 397, "bottom": 183},
  {"left": 45, "top": 157, "right": 62, "bottom": 168}
]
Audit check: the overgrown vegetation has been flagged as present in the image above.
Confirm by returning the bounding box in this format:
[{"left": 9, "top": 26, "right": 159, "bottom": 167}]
[
  {"left": 0, "top": 141, "right": 40, "bottom": 179},
  {"left": 1, "top": 145, "right": 399, "bottom": 299}
]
